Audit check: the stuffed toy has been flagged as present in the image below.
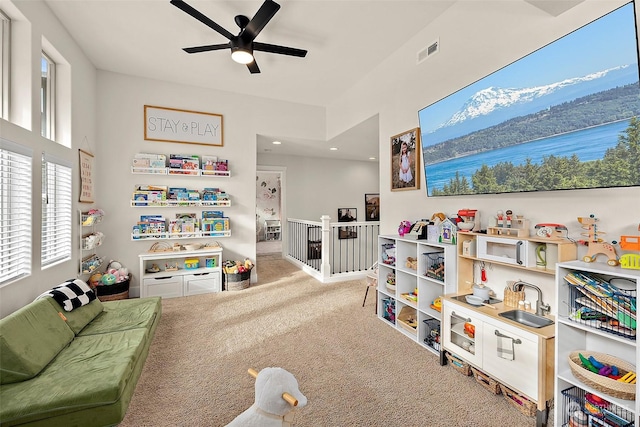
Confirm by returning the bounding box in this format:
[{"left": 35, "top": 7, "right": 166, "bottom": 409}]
[{"left": 226, "top": 367, "right": 307, "bottom": 427}]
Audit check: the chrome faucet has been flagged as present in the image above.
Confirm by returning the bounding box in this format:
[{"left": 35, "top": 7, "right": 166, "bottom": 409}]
[{"left": 513, "top": 281, "right": 550, "bottom": 316}]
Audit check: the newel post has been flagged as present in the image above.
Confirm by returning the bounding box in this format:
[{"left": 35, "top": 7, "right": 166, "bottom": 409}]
[{"left": 320, "top": 215, "right": 331, "bottom": 280}]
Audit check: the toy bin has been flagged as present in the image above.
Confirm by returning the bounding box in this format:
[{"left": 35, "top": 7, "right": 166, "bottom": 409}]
[
  {"left": 224, "top": 270, "right": 251, "bottom": 291},
  {"left": 95, "top": 275, "right": 130, "bottom": 302},
  {"left": 445, "top": 352, "right": 471, "bottom": 376},
  {"left": 471, "top": 367, "right": 501, "bottom": 395}
]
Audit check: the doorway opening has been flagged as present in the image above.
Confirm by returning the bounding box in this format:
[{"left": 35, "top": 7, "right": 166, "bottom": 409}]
[{"left": 256, "top": 167, "right": 285, "bottom": 255}]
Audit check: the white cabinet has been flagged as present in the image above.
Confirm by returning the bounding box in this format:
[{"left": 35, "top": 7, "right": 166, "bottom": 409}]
[
  {"left": 442, "top": 297, "right": 554, "bottom": 426},
  {"left": 264, "top": 220, "right": 281, "bottom": 241},
  {"left": 481, "top": 316, "right": 538, "bottom": 399},
  {"left": 554, "top": 261, "right": 639, "bottom": 426},
  {"left": 476, "top": 235, "right": 528, "bottom": 266},
  {"left": 184, "top": 272, "right": 222, "bottom": 295},
  {"left": 143, "top": 276, "right": 184, "bottom": 298},
  {"left": 442, "top": 302, "right": 483, "bottom": 367},
  {"left": 377, "top": 235, "right": 457, "bottom": 360},
  {"left": 139, "top": 247, "right": 223, "bottom": 298}
]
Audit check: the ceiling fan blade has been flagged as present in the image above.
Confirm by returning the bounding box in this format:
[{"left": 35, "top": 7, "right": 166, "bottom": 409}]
[
  {"left": 242, "top": 0, "right": 280, "bottom": 42},
  {"left": 183, "top": 43, "right": 230, "bottom": 54},
  {"left": 247, "top": 60, "right": 261, "bottom": 74},
  {"left": 253, "top": 42, "right": 307, "bottom": 57},
  {"left": 170, "top": 0, "right": 235, "bottom": 40}
]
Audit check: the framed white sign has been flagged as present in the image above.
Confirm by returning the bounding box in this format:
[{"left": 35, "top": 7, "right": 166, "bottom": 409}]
[{"left": 144, "top": 105, "right": 223, "bottom": 147}]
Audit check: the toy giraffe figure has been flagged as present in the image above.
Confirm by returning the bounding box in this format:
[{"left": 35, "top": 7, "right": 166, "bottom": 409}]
[{"left": 578, "top": 215, "right": 619, "bottom": 266}]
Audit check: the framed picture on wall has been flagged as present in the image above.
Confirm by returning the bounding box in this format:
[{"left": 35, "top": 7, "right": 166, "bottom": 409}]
[
  {"left": 338, "top": 208, "right": 356, "bottom": 222},
  {"left": 391, "top": 128, "right": 420, "bottom": 191},
  {"left": 364, "top": 194, "right": 379, "bottom": 221},
  {"left": 339, "top": 226, "right": 358, "bottom": 240}
]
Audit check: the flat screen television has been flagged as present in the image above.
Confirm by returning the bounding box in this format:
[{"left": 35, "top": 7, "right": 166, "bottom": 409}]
[{"left": 418, "top": 2, "right": 640, "bottom": 196}]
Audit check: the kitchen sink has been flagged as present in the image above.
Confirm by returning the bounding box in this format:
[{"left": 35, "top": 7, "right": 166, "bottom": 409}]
[{"left": 499, "top": 310, "right": 554, "bottom": 328}]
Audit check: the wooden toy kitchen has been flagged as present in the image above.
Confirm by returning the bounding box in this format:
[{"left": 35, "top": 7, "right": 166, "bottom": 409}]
[{"left": 376, "top": 211, "right": 640, "bottom": 427}]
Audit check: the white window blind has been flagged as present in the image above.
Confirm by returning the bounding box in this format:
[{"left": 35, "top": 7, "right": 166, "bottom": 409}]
[
  {"left": 41, "top": 154, "right": 71, "bottom": 267},
  {"left": 0, "top": 139, "right": 32, "bottom": 285}
]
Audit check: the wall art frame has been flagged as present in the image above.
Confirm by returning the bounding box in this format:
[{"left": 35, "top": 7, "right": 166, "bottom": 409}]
[
  {"left": 391, "top": 127, "right": 421, "bottom": 191},
  {"left": 365, "top": 193, "right": 380, "bottom": 221},
  {"left": 79, "top": 149, "right": 94, "bottom": 203},
  {"left": 144, "top": 105, "right": 223, "bottom": 147}
]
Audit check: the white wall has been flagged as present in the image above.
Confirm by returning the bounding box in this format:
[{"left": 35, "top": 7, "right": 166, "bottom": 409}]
[
  {"left": 258, "top": 153, "right": 379, "bottom": 223},
  {"left": 96, "top": 71, "right": 326, "bottom": 296},
  {"left": 326, "top": 0, "right": 640, "bottom": 243},
  {"left": 0, "top": 0, "right": 97, "bottom": 317}
]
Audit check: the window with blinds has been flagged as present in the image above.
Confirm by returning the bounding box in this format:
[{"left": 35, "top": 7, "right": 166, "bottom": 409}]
[
  {"left": 41, "top": 155, "right": 72, "bottom": 267},
  {"left": 0, "top": 140, "right": 32, "bottom": 285}
]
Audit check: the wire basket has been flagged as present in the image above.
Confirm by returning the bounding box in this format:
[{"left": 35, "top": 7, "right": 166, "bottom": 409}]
[
  {"left": 423, "top": 252, "right": 445, "bottom": 281},
  {"left": 565, "top": 271, "right": 636, "bottom": 340},
  {"left": 423, "top": 318, "right": 441, "bottom": 351},
  {"left": 561, "top": 385, "right": 634, "bottom": 427}
]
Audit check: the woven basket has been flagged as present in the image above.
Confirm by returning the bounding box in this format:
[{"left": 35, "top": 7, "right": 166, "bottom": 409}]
[
  {"left": 499, "top": 383, "right": 537, "bottom": 417},
  {"left": 225, "top": 270, "right": 251, "bottom": 291},
  {"left": 568, "top": 351, "right": 636, "bottom": 400},
  {"left": 504, "top": 288, "right": 525, "bottom": 308},
  {"left": 95, "top": 278, "right": 130, "bottom": 302},
  {"left": 471, "top": 367, "right": 501, "bottom": 395},
  {"left": 446, "top": 352, "right": 472, "bottom": 376}
]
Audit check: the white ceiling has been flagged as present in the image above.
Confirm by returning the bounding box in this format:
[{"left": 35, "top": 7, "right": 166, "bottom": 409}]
[
  {"left": 40, "top": 0, "right": 458, "bottom": 161},
  {"left": 41, "top": 0, "right": 582, "bottom": 160}
]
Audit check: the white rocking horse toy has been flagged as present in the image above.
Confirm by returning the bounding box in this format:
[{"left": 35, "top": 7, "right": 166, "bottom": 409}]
[{"left": 226, "top": 367, "right": 307, "bottom": 427}]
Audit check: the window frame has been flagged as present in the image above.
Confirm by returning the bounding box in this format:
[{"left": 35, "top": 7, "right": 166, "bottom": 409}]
[
  {"left": 0, "top": 9, "right": 9, "bottom": 120},
  {"left": 0, "top": 139, "right": 32, "bottom": 286},
  {"left": 41, "top": 153, "right": 72, "bottom": 268},
  {"left": 41, "top": 51, "right": 55, "bottom": 140}
]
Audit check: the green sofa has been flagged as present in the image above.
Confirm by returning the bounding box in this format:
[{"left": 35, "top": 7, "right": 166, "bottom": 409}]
[{"left": 0, "top": 295, "right": 161, "bottom": 427}]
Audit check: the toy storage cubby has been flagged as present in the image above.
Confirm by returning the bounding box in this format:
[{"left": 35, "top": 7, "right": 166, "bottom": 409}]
[
  {"left": 377, "top": 235, "right": 457, "bottom": 362},
  {"left": 139, "top": 246, "right": 223, "bottom": 298},
  {"left": 554, "top": 260, "right": 640, "bottom": 426},
  {"left": 79, "top": 209, "right": 105, "bottom": 276}
]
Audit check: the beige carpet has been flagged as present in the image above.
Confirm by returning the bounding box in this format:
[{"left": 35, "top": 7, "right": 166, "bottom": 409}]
[{"left": 120, "top": 254, "right": 550, "bottom": 426}]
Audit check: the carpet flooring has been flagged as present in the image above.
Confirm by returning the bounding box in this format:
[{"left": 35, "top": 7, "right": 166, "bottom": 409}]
[{"left": 120, "top": 254, "right": 550, "bottom": 426}]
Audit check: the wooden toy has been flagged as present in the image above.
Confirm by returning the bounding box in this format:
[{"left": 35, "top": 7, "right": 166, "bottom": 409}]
[
  {"left": 488, "top": 209, "right": 530, "bottom": 237},
  {"left": 578, "top": 215, "right": 619, "bottom": 266},
  {"left": 616, "top": 223, "right": 640, "bottom": 270}
]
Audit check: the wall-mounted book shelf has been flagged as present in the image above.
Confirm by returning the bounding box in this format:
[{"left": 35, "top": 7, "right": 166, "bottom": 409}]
[{"left": 131, "top": 166, "right": 231, "bottom": 177}]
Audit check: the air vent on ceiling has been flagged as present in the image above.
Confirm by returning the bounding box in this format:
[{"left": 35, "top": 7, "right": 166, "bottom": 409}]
[{"left": 417, "top": 38, "right": 439, "bottom": 64}]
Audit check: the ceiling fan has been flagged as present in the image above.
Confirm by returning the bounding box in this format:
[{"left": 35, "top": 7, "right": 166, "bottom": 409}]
[{"left": 170, "top": 0, "right": 307, "bottom": 74}]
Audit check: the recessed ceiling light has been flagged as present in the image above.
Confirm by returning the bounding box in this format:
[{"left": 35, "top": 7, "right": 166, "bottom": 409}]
[
  {"left": 369, "top": 157, "right": 376, "bottom": 160},
  {"left": 272, "top": 140, "right": 282, "bottom": 145},
  {"left": 330, "top": 147, "right": 338, "bottom": 151}
]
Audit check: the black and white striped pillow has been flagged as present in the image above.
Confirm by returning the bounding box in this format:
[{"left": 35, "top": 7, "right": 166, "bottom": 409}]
[{"left": 45, "top": 279, "right": 97, "bottom": 312}]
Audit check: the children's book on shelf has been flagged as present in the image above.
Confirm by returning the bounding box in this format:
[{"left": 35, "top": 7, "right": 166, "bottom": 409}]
[
  {"left": 202, "top": 156, "right": 229, "bottom": 175},
  {"left": 132, "top": 153, "right": 166, "bottom": 172},
  {"left": 169, "top": 154, "right": 199, "bottom": 175},
  {"left": 202, "top": 210, "right": 224, "bottom": 219},
  {"left": 132, "top": 184, "right": 168, "bottom": 206}
]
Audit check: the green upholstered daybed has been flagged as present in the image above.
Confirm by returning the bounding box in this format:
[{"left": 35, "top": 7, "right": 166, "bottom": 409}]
[{"left": 0, "top": 293, "right": 161, "bottom": 426}]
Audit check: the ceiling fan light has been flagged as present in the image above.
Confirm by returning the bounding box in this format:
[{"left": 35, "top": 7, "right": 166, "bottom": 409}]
[{"left": 231, "top": 49, "right": 254, "bottom": 64}]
